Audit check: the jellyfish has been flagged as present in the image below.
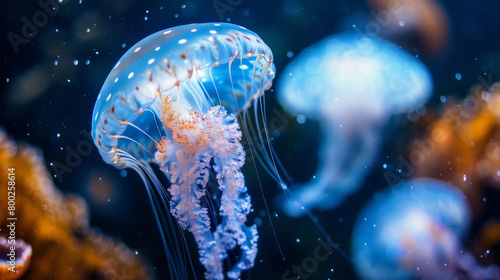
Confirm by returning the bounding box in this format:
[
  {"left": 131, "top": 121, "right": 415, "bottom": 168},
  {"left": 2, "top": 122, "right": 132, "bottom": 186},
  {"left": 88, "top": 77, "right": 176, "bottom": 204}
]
[
  {"left": 351, "top": 178, "right": 500, "bottom": 280},
  {"left": 91, "top": 23, "right": 275, "bottom": 280},
  {"left": 277, "top": 33, "right": 432, "bottom": 216}
]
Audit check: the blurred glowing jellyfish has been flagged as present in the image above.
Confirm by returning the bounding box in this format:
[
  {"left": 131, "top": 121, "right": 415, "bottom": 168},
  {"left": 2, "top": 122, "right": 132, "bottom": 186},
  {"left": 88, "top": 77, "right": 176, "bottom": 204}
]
[
  {"left": 278, "top": 34, "right": 432, "bottom": 216},
  {"left": 351, "top": 178, "right": 500, "bottom": 280},
  {"left": 91, "top": 23, "right": 275, "bottom": 280}
]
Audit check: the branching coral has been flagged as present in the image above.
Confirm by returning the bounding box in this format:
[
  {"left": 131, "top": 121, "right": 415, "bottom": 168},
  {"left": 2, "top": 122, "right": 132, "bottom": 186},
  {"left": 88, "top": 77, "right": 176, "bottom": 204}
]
[{"left": 0, "top": 128, "right": 153, "bottom": 280}]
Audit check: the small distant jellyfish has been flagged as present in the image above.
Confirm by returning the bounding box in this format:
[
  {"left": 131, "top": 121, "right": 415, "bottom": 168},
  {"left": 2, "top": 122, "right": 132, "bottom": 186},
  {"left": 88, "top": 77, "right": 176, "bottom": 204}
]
[
  {"left": 91, "top": 23, "right": 275, "bottom": 280},
  {"left": 277, "top": 33, "right": 432, "bottom": 216},
  {"left": 351, "top": 178, "right": 500, "bottom": 280}
]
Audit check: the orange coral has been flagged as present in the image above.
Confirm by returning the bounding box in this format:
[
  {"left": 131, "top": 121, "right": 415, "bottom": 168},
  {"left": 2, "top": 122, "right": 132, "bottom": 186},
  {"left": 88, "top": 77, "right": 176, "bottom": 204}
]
[
  {"left": 0, "top": 129, "right": 153, "bottom": 280},
  {"left": 368, "top": 0, "right": 450, "bottom": 55},
  {"left": 0, "top": 236, "right": 31, "bottom": 279},
  {"left": 411, "top": 83, "right": 500, "bottom": 215}
]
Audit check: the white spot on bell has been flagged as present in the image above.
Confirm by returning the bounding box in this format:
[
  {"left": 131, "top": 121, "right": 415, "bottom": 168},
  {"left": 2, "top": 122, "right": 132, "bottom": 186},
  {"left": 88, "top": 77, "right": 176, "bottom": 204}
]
[
  {"left": 106, "top": 93, "right": 112, "bottom": 101},
  {"left": 128, "top": 72, "right": 134, "bottom": 79},
  {"left": 134, "top": 47, "right": 141, "bottom": 53},
  {"left": 148, "top": 58, "right": 155, "bottom": 64},
  {"left": 191, "top": 29, "right": 197, "bottom": 32},
  {"left": 178, "top": 39, "right": 187, "bottom": 44},
  {"left": 209, "top": 30, "right": 217, "bottom": 34},
  {"left": 163, "top": 30, "right": 172, "bottom": 35}
]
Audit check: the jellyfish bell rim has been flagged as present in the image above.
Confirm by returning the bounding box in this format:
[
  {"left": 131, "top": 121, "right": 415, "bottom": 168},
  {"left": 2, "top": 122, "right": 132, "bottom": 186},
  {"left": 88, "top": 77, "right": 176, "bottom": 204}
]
[
  {"left": 94, "top": 22, "right": 274, "bottom": 120},
  {"left": 277, "top": 32, "right": 433, "bottom": 118}
]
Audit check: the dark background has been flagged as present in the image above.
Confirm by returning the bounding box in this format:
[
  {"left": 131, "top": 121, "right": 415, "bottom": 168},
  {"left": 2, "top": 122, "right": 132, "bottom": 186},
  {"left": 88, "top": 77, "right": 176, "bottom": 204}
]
[{"left": 1, "top": 0, "right": 500, "bottom": 279}]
